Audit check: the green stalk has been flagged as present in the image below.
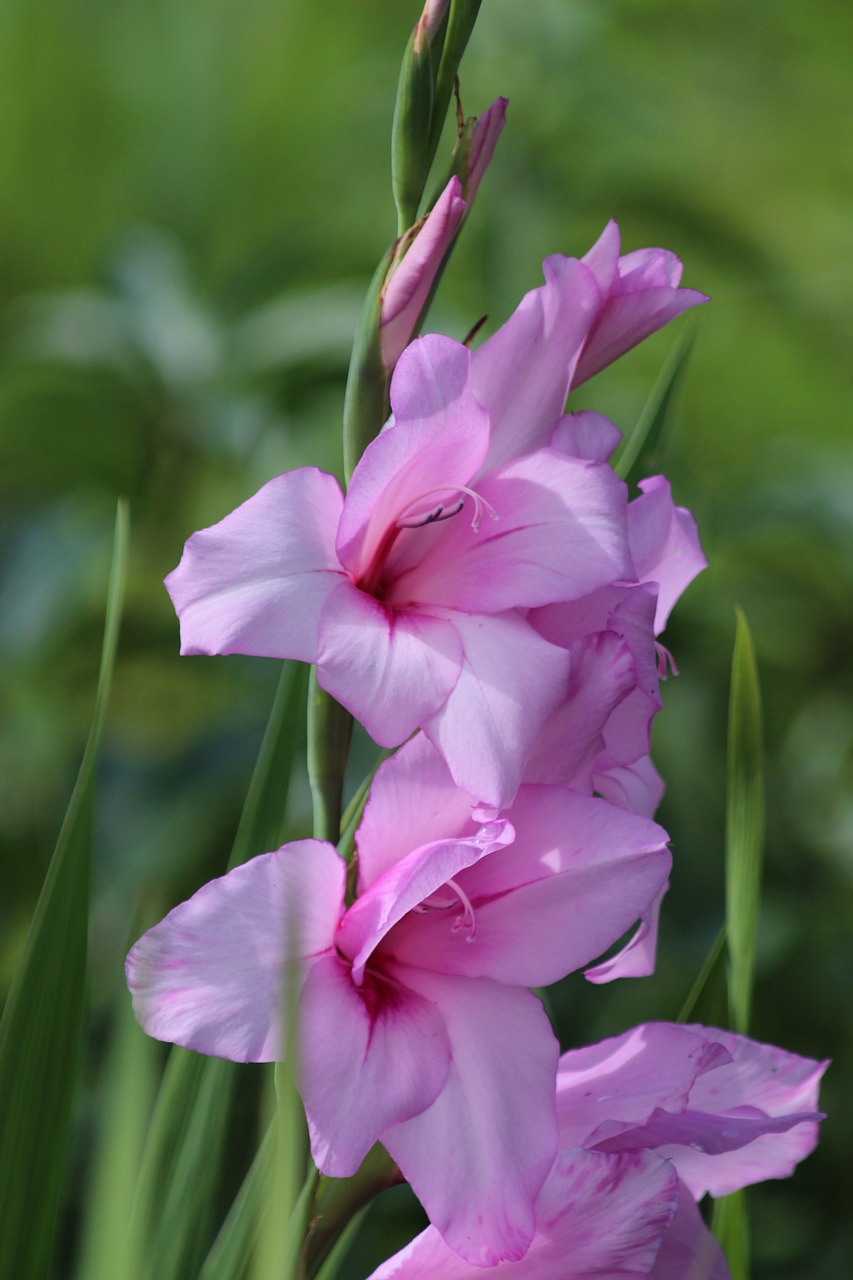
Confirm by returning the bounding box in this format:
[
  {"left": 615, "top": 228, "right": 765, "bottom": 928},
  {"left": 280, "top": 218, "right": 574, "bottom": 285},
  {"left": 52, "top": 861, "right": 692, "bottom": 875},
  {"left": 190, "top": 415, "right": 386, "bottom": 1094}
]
[{"left": 306, "top": 669, "right": 353, "bottom": 844}]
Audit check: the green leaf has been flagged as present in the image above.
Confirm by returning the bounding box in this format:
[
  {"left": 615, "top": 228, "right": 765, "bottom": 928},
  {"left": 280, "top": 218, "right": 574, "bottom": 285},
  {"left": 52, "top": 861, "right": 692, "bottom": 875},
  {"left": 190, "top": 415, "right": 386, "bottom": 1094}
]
[
  {"left": 76, "top": 994, "right": 158, "bottom": 1280},
  {"left": 712, "top": 1190, "right": 751, "bottom": 1280},
  {"left": 675, "top": 924, "right": 727, "bottom": 1024},
  {"left": 615, "top": 322, "right": 696, "bottom": 483},
  {"left": 725, "top": 608, "right": 765, "bottom": 1036},
  {"left": 131, "top": 661, "right": 307, "bottom": 1280},
  {"left": 0, "top": 499, "right": 129, "bottom": 1280}
]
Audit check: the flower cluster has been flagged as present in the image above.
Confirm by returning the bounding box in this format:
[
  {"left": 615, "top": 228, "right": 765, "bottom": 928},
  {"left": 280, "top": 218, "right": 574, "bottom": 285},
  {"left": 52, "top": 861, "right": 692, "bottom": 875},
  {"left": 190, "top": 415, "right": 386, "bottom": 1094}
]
[{"left": 127, "top": 222, "right": 824, "bottom": 1276}]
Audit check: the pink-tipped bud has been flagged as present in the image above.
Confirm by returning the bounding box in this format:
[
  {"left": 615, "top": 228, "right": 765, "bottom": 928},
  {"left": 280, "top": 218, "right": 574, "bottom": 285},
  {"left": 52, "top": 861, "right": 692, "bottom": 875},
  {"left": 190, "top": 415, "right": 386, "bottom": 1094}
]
[{"left": 413, "top": 0, "right": 450, "bottom": 54}]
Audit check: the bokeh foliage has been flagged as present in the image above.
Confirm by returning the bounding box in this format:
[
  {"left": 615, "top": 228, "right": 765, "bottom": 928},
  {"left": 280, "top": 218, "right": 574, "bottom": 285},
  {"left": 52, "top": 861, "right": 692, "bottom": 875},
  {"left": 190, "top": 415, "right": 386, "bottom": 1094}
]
[{"left": 1, "top": 1, "right": 850, "bottom": 1276}]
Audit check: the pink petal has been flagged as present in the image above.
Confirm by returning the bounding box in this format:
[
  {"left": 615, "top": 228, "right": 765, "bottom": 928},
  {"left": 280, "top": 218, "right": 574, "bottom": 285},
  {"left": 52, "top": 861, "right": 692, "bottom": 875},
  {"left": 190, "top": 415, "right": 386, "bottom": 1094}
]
[
  {"left": 299, "top": 953, "right": 450, "bottom": 1177},
  {"left": 316, "top": 581, "right": 462, "bottom": 747},
  {"left": 367, "top": 1148, "right": 680, "bottom": 1279},
  {"left": 627, "top": 477, "right": 707, "bottom": 633},
  {"left": 382, "top": 969, "right": 559, "bottom": 1266},
  {"left": 550, "top": 410, "right": 622, "bottom": 462},
  {"left": 391, "top": 788, "right": 671, "bottom": 986},
  {"left": 472, "top": 255, "right": 602, "bottom": 473},
  {"left": 165, "top": 469, "right": 344, "bottom": 661},
  {"left": 584, "top": 883, "right": 667, "bottom": 982},
  {"left": 356, "top": 735, "right": 479, "bottom": 891},
  {"left": 337, "top": 337, "right": 489, "bottom": 576},
  {"left": 337, "top": 821, "right": 514, "bottom": 983},
  {"left": 397, "top": 448, "right": 632, "bottom": 613},
  {"left": 574, "top": 285, "right": 708, "bottom": 387},
  {"left": 422, "top": 611, "right": 570, "bottom": 808},
  {"left": 651, "top": 1185, "right": 730, "bottom": 1280},
  {"left": 579, "top": 219, "right": 622, "bottom": 295},
  {"left": 125, "top": 841, "right": 345, "bottom": 1062},
  {"left": 466, "top": 97, "right": 508, "bottom": 195},
  {"left": 555, "top": 1023, "right": 718, "bottom": 1149},
  {"left": 380, "top": 180, "right": 467, "bottom": 370},
  {"left": 594, "top": 756, "right": 665, "bottom": 818}
]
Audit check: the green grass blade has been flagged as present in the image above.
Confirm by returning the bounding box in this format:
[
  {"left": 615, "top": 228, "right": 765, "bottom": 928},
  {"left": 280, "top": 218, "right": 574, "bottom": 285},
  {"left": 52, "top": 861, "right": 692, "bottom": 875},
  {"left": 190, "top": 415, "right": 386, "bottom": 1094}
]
[
  {"left": 76, "top": 994, "right": 158, "bottom": 1280},
  {"left": 0, "top": 500, "right": 129, "bottom": 1280},
  {"left": 675, "top": 924, "right": 727, "bottom": 1024},
  {"left": 712, "top": 1191, "right": 750, "bottom": 1280},
  {"left": 615, "top": 322, "right": 696, "bottom": 482},
  {"left": 725, "top": 608, "right": 765, "bottom": 1036},
  {"left": 713, "top": 609, "right": 765, "bottom": 1280},
  {"left": 130, "top": 660, "right": 306, "bottom": 1280},
  {"left": 199, "top": 1122, "right": 276, "bottom": 1280}
]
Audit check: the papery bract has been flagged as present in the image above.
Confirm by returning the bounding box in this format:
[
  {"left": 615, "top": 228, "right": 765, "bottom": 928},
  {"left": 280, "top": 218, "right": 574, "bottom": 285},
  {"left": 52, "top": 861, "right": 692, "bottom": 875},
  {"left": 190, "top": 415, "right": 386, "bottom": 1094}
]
[{"left": 127, "top": 736, "right": 672, "bottom": 1265}]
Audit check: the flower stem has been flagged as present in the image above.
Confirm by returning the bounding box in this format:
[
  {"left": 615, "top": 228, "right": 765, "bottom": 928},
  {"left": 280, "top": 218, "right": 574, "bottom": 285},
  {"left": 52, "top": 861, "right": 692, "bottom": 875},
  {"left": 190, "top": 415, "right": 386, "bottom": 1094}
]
[
  {"left": 307, "top": 669, "right": 353, "bottom": 844},
  {"left": 303, "top": 1146, "right": 403, "bottom": 1279}
]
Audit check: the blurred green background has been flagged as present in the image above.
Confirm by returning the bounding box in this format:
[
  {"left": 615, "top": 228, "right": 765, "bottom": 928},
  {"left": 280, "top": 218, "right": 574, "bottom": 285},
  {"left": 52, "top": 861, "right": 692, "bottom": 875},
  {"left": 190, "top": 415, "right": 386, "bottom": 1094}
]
[{"left": 1, "top": 0, "right": 850, "bottom": 1275}]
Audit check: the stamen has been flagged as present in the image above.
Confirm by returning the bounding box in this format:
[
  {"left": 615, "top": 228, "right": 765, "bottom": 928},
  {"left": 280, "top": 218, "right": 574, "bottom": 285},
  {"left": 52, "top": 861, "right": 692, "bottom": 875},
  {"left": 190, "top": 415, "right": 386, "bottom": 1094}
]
[
  {"left": 396, "top": 485, "right": 499, "bottom": 535},
  {"left": 413, "top": 876, "right": 478, "bottom": 941},
  {"left": 655, "top": 642, "right": 678, "bottom": 679}
]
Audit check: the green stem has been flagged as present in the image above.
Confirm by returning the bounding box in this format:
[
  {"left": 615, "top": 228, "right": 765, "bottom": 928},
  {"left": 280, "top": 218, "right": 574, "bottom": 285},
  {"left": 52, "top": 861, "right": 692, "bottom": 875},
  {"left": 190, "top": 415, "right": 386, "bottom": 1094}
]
[
  {"left": 307, "top": 670, "right": 353, "bottom": 844},
  {"left": 304, "top": 1146, "right": 402, "bottom": 1280}
]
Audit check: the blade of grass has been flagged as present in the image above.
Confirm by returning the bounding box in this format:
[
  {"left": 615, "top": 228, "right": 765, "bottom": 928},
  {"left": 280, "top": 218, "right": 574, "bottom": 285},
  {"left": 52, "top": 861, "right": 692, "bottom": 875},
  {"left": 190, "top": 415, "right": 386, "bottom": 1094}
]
[
  {"left": 713, "top": 608, "right": 765, "bottom": 1280},
  {"left": 76, "top": 993, "right": 158, "bottom": 1280},
  {"left": 675, "top": 924, "right": 727, "bottom": 1024},
  {"left": 725, "top": 608, "right": 765, "bottom": 1036},
  {"left": 0, "top": 500, "right": 129, "bottom": 1280},
  {"left": 615, "top": 322, "right": 696, "bottom": 482},
  {"left": 131, "top": 660, "right": 308, "bottom": 1280}
]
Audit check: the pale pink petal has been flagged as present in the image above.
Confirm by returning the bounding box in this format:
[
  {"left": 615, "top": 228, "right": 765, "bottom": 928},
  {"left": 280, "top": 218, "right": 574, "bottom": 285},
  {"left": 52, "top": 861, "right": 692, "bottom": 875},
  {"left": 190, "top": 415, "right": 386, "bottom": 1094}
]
[
  {"left": 316, "top": 581, "right": 462, "bottom": 747},
  {"left": 382, "top": 969, "right": 559, "bottom": 1266},
  {"left": 669, "top": 1027, "right": 829, "bottom": 1198},
  {"left": 550, "top": 410, "right": 622, "bottom": 462},
  {"left": 422, "top": 611, "right": 570, "bottom": 808},
  {"left": 390, "top": 789, "right": 671, "bottom": 986},
  {"left": 472, "top": 255, "right": 602, "bottom": 473},
  {"left": 165, "top": 469, "right": 344, "bottom": 661},
  {"left": 380, "top": 180, "right": 467, "bottom": 370},
  {"left": 356, "top": 735, "right": 478, "bottom": 891},
  {"left": 555, "top": 1023, "right": 720, "bottom": 1149},
  {"left": 595, "top": 756, "right": 665, "bottom": 818},
  {"left": 627, "top": 477, "right": 707, "bottom": 633},
  {"left": 337, "top": 337, "right": 489, "bottom": 575},
  {"left": 574, "top": 285, "right": 708, "bottom": 387},
  {"left": 523, "top": 632, "right": 637, "bottom": 790},
  {"left": 336, "top": 821, "right": 513, "bottom": 983},
  {"left": 125, "top": 841, "right": 345, "bottom": 1062},
  {"left": 585, "top": 883, "right": 667, "bottom": 982},
  {"left": 466, "top": 97, "right": 508, "bottom": 195},
  {"left": 299, "top": 953, "right": 450, "bottom": 1177},
  {"left": 395, "top": 448, "right": 632, "bottom": 613},
  {"left": 651, "top": 1185, "right": 730, "bottom": 1280},
  {"left": 579, "top": 219, "right": 622, "bottom": 295},
  {"left": 367, "top": 1148, "right": 679, "bottom": 1279}
]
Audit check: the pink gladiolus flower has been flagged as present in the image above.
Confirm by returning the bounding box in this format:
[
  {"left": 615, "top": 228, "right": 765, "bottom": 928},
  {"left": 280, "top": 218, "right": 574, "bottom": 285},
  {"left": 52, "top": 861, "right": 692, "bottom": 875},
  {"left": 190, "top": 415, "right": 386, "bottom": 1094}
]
[
  {"left": 126, "top": 735, "right": 671, "bottom": 1265},
  {"left": 166, "top": 335, "right": 633, "bottom": 806},
  {"left": 556, "top": 1022, "right": 827, "bottom": 1199}
]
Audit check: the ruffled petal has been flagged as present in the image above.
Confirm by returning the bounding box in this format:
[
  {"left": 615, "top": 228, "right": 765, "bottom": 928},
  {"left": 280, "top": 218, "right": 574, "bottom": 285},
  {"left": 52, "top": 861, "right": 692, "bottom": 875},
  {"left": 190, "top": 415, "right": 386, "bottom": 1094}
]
[
  {"left": 299, "top": 953, "right": 450, "bottom": 1177},
  {"left": 382, "top": 970, "right": 559, "bottom": 1266},
  {"left": 165, "top": 469, "right": 344, "bottom": 661},
  {"left": 317, "top": 581, "right": 462, "bottom": 747},
  {"left": 126, "top": 841, "right": 345, "bottom": 1062},
  {"left": 422, "top": 611, "right": 570, "bottom": 808}
]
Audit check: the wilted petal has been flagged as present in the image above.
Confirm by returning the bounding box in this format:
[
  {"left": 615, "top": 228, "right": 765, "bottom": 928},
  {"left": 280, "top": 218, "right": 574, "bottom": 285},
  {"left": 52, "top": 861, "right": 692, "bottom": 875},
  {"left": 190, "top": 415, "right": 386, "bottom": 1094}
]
[
  {"left": 383, "top": 970, "right": 559, "bottom": 1266},
  {"left": 628, "top": 477, "right": 706, "bottom": 632},
  {"left": 317, "top": 581, "right": 462, "bottom": 747},
  {"left": 472, "top": 255, "right": 602, "bottom": 473},
  {"left": 366, "top": 1148, "right": 679, "bottom": 1279},
  {"left": 126, "top": 841, "right": 345, "bottom": 1062},
  {"left": 165, "top": 469, "right": 344, "bottom": 661},
  {"left": 299, "top": 953, "right": 450, "bottom": 1177},
  {"left": 423, "top": 611, "right": 570, "bottom": 807}
]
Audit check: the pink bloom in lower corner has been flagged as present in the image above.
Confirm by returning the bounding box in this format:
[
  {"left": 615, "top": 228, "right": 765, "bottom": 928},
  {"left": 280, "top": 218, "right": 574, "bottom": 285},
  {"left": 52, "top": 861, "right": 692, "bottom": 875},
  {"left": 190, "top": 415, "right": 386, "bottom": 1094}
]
[
  {"left": 126, "top": 735, "right": 671, "bottom": 1266},
  {"left": 362, "top": 1023, "right": 825, "bottom": 1280}
]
